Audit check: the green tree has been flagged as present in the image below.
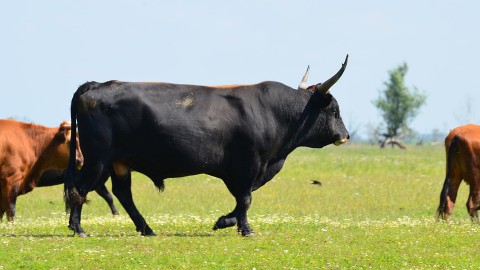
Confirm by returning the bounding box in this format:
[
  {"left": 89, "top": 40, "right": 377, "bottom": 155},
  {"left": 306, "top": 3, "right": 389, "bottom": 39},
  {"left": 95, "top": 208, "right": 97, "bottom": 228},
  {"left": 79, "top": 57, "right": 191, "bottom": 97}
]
[{"left": 373, "top": 63, "right": 427, "bottom": 148}]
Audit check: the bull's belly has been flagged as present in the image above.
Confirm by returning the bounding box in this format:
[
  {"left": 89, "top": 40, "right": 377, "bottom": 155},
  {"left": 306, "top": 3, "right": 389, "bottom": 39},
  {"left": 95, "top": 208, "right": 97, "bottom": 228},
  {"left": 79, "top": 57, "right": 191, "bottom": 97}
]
[{"left": 125, "top": 153, "right": 224, "bottom": 180}]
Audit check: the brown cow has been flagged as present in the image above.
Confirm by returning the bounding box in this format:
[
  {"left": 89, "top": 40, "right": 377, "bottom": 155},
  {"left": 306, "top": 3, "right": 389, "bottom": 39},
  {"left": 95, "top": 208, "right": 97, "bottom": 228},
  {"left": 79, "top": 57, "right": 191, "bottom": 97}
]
[
  {"left": 437, "top": 124, "right": 480, "bottom": 222},
  {"left": 0, "top": 119, "right": 83, "bottom": 222}
]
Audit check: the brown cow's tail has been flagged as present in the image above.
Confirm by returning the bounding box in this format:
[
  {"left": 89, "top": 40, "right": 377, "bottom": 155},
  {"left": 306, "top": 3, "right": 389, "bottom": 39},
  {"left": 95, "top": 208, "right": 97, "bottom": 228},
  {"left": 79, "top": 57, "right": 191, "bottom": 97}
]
[
  {"left": 437, "top": 136, "right": 459, "bottom": 219},
  {"left": 64, "top": 82, "right": 97, "bottom": 211}
]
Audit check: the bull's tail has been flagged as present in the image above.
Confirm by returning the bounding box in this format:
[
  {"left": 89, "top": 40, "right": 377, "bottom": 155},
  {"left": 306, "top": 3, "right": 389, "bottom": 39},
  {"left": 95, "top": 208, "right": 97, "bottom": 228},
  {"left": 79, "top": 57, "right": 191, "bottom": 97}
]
[
  {"left": 64, "top": 82, "right": 97, "bottom": 211},
  {"left": 437, "top": 135, "right": 459, "bottom": 219}
]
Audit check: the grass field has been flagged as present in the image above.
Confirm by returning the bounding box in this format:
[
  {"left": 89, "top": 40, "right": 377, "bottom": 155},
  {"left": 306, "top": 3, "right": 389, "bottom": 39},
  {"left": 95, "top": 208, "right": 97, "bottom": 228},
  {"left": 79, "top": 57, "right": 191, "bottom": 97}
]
[{"left": 1, "top": 144, "right": 478, "bottom": 269}]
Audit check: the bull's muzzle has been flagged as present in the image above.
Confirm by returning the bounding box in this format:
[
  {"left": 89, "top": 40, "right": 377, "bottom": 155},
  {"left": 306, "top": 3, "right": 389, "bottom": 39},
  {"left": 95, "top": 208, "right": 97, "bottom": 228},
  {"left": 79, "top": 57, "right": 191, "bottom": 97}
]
[{"left": 334, "top": 137, "right": 349, "bottom": 146}]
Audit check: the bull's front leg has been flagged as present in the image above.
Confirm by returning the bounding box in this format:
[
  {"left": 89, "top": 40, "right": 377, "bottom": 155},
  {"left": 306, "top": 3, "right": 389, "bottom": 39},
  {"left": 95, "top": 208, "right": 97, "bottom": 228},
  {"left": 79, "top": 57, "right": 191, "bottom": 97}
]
[
  {"left": 235, "top": 192, "right": 254, "bottom": 236},
  {"left": 214, "top": 158, "right": 263, "bottom": 236},
  {"left": 213, "top": 177, "right": 256, "bottom": 236},
  {"left": 213, "top": 192, "right": 254, "bottom": 236}
]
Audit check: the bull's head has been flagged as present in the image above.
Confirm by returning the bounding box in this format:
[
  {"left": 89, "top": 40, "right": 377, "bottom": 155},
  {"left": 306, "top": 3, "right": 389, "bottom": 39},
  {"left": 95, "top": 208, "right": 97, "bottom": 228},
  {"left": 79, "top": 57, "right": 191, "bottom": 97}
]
[{"left": 298, "top": 55, "right": 350, "bottom": 148}]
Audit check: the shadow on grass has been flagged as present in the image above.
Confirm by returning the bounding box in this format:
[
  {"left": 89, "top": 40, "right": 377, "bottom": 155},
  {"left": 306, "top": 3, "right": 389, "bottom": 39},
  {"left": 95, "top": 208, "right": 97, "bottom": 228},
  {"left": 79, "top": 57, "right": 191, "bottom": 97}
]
[
  {"left": 166, "top": 232, "right": 219, "bottom": 237},
  {"left": 0, "top": 231, "right": 236, "bottom": 238},
  {"left": 0, "top": 233, "right": 69, "bottom": 238}
]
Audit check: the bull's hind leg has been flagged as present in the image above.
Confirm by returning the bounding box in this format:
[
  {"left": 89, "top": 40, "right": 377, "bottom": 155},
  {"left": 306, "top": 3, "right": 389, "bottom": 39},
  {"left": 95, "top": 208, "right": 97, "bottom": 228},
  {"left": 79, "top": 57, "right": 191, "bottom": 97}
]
[
  {"left": 94, "top": 184, "right": 119, "bottom": 215},
  {"left": 68, "top": 160, "right": 104, "bottom": 236},
  {"left": 68, "top": 204, "right": 85, "bottom": 236},
  {"left": 110, "top": 164, "right": 155, "bottom": 236}
]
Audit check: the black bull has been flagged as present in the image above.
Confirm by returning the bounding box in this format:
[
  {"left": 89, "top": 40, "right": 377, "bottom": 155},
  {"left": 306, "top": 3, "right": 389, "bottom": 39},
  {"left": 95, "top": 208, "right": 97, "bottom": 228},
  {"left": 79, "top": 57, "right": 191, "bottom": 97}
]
[{"left": 65, "top": 55, "right": 349, "bottom": 236}]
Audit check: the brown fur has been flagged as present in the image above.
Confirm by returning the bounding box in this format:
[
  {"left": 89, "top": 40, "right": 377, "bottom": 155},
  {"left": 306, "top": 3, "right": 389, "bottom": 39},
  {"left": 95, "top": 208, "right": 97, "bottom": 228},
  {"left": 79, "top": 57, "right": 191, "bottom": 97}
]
[
  {"left": 0, "top": 119, "right": 83, "bottom": 222},
  {"left": 437, "top": 124, "right": 480, "bottom": 221}
]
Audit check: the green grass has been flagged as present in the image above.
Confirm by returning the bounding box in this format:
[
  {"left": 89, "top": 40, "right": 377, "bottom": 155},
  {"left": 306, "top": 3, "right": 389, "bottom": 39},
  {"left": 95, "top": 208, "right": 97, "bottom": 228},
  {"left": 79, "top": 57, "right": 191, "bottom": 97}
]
[{"left": 1, "top": 144, "right": 477, "bottom": 269}]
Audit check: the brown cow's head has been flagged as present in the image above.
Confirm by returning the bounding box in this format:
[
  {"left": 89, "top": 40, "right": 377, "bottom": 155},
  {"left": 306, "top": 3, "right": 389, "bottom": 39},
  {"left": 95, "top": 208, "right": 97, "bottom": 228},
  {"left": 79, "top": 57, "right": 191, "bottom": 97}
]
[{"left": 46, "top": 122, "right": 83, "bottom": 170}]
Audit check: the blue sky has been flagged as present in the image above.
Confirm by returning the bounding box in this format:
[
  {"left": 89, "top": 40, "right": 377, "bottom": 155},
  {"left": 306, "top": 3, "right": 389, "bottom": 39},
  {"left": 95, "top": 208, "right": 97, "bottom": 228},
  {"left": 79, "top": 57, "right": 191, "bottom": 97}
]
[{"left": 1, "top": 1, "right": 479, "bottom": 138}]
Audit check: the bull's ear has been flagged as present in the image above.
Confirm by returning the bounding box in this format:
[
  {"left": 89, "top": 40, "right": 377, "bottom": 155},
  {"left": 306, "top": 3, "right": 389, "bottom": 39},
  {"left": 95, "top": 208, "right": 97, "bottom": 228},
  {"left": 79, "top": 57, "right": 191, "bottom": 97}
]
[{"left": 58, "top": 121, "right": 72, "bottom": 143}]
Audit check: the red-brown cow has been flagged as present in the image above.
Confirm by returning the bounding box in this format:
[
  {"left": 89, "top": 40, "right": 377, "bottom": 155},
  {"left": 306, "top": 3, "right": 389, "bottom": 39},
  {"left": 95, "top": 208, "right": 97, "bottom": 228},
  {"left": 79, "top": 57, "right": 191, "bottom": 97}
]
[
  {"left": 437, "top": 124, "right": 480, "bottom": 222},
  {"left": 0, "top": 119, "right": 83, "bottom": 222}
]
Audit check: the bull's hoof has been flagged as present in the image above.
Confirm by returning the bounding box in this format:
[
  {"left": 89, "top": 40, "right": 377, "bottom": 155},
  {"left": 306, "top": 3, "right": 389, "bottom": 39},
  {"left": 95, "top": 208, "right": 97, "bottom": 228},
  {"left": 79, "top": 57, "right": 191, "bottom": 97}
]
[
  {"left": 213, "top": 215, "right": 237, "bottom": 230},
  {"left": 213, "top": 215, "right": 228, "bottom": 230},
  {"left": 68, "top": 224, "right": 86, "bottom": 237},
  {"left": 240, "top": 230, "right": 256, "bottom": 237},
  {"left": 70, "top": 230, "right": 87, "bottom": 237},
  {"left": 142, "top": 231, "right": 157, "bottom": 236},
  {"left": 138, "top": 227, "right": 156, "bottom": 236}
]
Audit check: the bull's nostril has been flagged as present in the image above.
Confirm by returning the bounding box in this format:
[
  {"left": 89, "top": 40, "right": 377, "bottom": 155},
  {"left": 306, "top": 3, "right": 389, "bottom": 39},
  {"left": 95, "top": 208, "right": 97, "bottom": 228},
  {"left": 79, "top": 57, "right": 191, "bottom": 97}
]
[{"left": 347, "top": 134, "right": 350, "bottom": 140}]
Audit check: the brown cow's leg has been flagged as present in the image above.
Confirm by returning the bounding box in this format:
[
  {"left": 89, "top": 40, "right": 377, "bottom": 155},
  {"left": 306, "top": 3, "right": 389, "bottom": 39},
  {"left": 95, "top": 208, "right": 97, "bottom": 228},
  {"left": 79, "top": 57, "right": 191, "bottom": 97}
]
[
  {"left": 444, "top": 176, "right": 462, "bottom": 220},
  {"left": 0, "top": 178, "right": 17, "bottom": 223},
  {"left": 0, "top": 186, "right": 4, "bottom": 222},
  {"left": 466, "top": 195, "right": 479, "bottom": 223},
  {"left": 466, "top": 186, "right": 480, "bottom": 223},
  {"left": 0, "top": 179, "right": 7, "bottom": 222},
  {"left": 4, "top": 184, "right": 18, "bottom": 222}
]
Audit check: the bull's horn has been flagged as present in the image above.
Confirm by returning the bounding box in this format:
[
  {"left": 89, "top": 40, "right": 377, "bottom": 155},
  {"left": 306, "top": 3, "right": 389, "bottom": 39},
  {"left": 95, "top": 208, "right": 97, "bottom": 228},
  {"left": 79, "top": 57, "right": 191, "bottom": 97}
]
[
  {"left": 297, "top": 65, "right": 310, "bottom": 90},
  {"left": 315, "top": 54, "right": 348, "bottom": 94}
]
